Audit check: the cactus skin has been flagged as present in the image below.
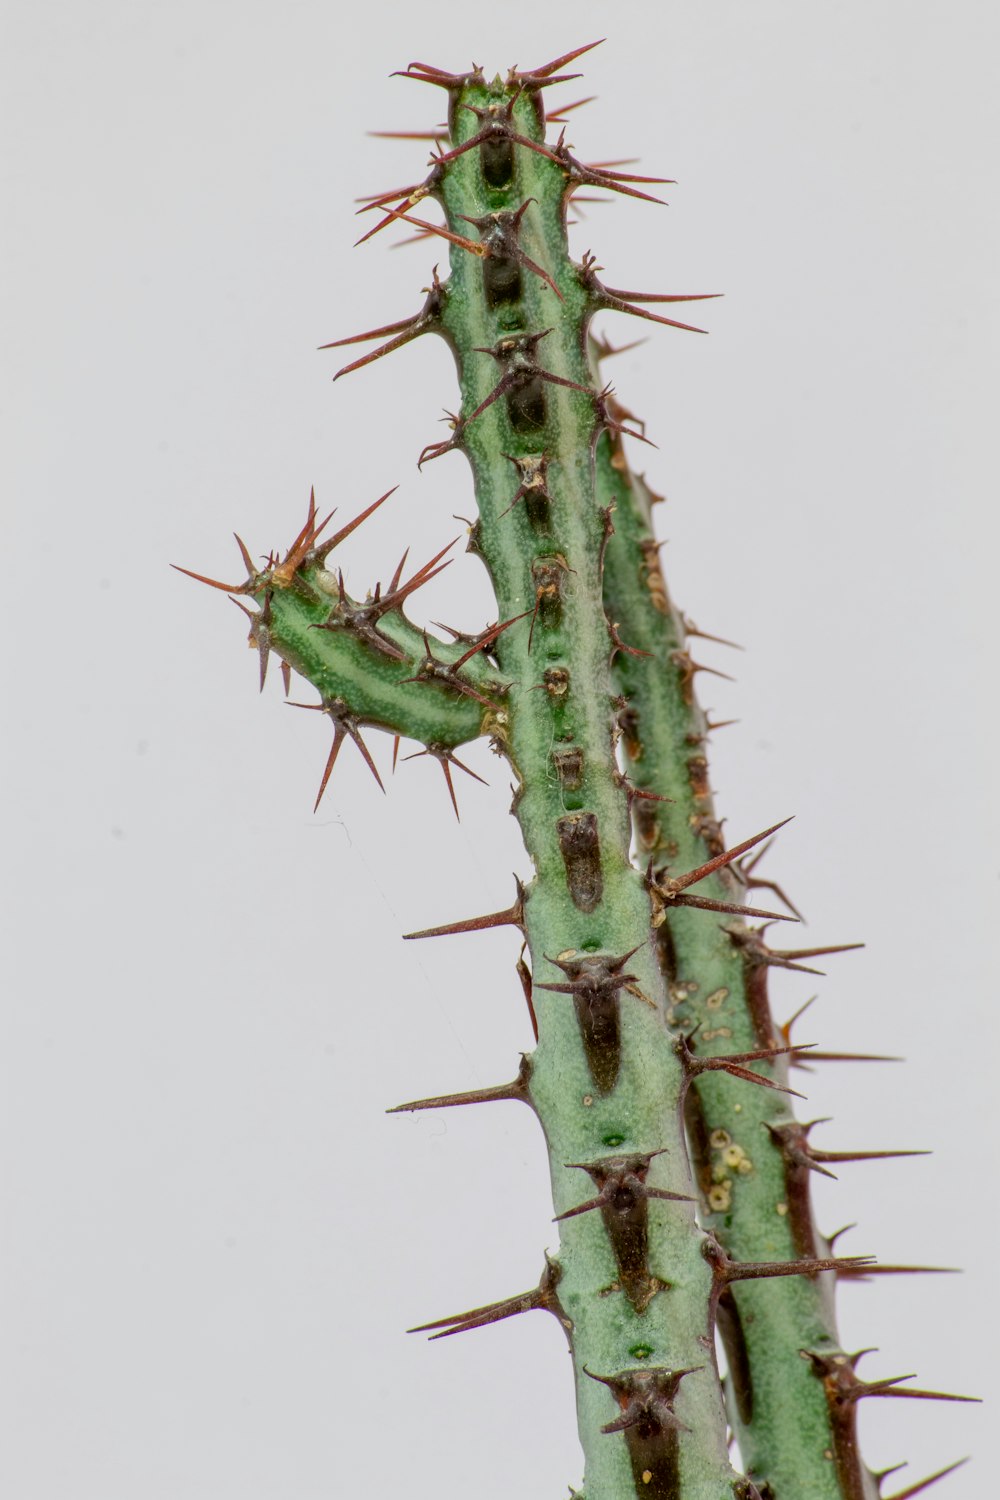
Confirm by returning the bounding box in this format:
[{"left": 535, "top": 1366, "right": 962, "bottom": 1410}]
[{"left": 180, "top": 44, "right": 975, "bottom": 1500}]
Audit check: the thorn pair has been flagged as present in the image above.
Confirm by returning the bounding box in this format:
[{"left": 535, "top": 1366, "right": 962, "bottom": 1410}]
[
  {"left": 321, "top": 271, "right": 444, "bottom": 380},
  {"left": 400, "top": 743, "right": 486, "bottom": 820},
  {"left": 766, "top": 1118, "right": 929, "bottom": 1182},
  {"left": 289, "top": 698, "right": 384, "bottom": 809},
  {"left": 647, "top": 818, "right": 799, "bottom": 924},
  {"left": 408, "top": 1253, "right": 569, "bottom": 1341}
]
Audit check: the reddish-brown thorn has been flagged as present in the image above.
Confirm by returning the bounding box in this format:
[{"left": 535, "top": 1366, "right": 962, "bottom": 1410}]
[
  {"left": 402, "top": 747, "right": 487, "bottom": 821},
  {"left": 230, "top": 596, "right": 270, "bottom": 691},
  {"left": 450, "top": 610, "right": 531, "bottom": 671},
  {"left": 591, "top": 334, "right": 648, "bottom": 361},
  {"left": 723, "top": 1254, "right": 876, "bottom": 1284},
  {"left": 778, "top": 941, "right": 866, "bottom": 965},
  {"left": 810, "top": 1146, "right": 930, "bottom": 1166},
  {"left": 883, "top": 1459, "right": 970, "bottom": 1499},
  {"left": 603, "top": 285, "right": 722, "bottom": 305},
  {"left": 546, "top": 94, "right": 597, "bottom": 121},
  {"left": 838, "top": 1264, "right": 959, "bottom": 1280},
  {"left": 368, "top": 128, "right": 447, "bottom": 142},
  {"left": 608, "top": 620, "right": 652, "bottom": 659},
  {"left": 856, "top": 1378, "right": 979, "bottom": 1406},
  {"left": 403, "top": 881, "right": 525, "bottom": 940},
  {"left": 315, "top": 486, "right": 398, "bottom": 562},
  {"left": 280, "top": 660, "right": 291, "bottom": 697},
  {"left": 391, "top": 735, "right": 401, "bottom": 772},
  {"left": 678, "top": 1034, "right": 807, "bottom": 1099},
  {"left": 662, "top": 817, "right": 795, "bottom": 895},
  {"left": 516, "top": 38, "right": 605, "bottom": 81},
  {"left": 409, "top": 1256, "right": 563, "bottom": 1341},
  {"left": 376, "top": 203, "right": 485, "bottom": 255},
  {"left": 682, "top": 614, "right": 743, "bottom": 650},
  {"left": 233, "top": 533, "right": 257, "bottom": 576},
  {"left": 735, "top": 836, "right": 805, "bottom": 921},
  {"left": 170, "top": 561, "right": 250, "bottom": 594},
  {"left": 671, "top": 892, "right": 798, "bottom": 922},
  {"left": 390, "top": 62, "right": 484, "bottom": 91},
  {"left": 388, "top": 1056, "right": 532, "bottom": 1115},
  {"left": 388, "top": 550, "right": 409, "bottom": 595}
]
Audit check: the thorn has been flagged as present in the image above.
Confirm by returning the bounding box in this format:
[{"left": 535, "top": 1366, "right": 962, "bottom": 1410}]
[
  {"left": 409, "top": 1255, "right": 568, "bottom": 1340},
  {"left": 514, "top": 39, "right": 605, "bottom": 85},
  {"left": 649, "top": 818, "right": 796, "bottom": 911},
  {"left": 545, "top": 94, "right": 597, "bottom": 123},
  {"left": 170, "top": 561, "right": 251, "bottom": 594},
  {"left": 418, "top": 410, "right": 464, "bottom": 468},
  {"left": 402, "top": 745, "right": 487, "bottom": 820},
  {"left": 456, "top": 201, "right": 564, "bottom": 300},
  {"left": 595, "top": 383, "right": 658, "bottom": 446},
  {"left": 314, "top": 486, "right": 398, "bottom": 563},
  {"left": 682, "top": 614, "right": 743, "bottom": 651},
  {"left": 729, "top": 928, "right": 864, "bottom": 977},
  {"left": 322, "top": 276, "right": 444, "bottom": 380},
  {"left": 290, "top": 698, "right": 385, "bottom": 808},
  {"left": 766, "top": 1119, "right": 928, "bottom": 1180},
  {"left": 368, "top": 127, "right": 447, "bottom": 143},
  {"left": 584, "top": 1365, "right": 699, "bottom": 1438},
  {"left": 883, "top": 1459, "right": 970, "bottom": 1500},
  {"left": 465, "top": 331, "right": 592, "bottom": 427},
  {"left": 388, "top": 1054, "right": 532, "bottom": 1113},
  {"left": 706, "top": 1237, "right": 875, "bottom": 1284},
  {"left": 403, "top": 879, "right": 525, "bottom": 939},
  {"left": 280, "top": 660, "right": 291, "bottom": 696},
  {"left": 671, "top": 647, "right": 735, "bottom": 686},
  {"left": 516, "top": 944, "right": 538, "bottom": 1041},
  {"left": 608, "top": 619, "right": 652, "bottom": 660},
  {"left": 450, "top": 610, "right": 531, "bottom": 670},
  {"left": 555, "top": 1150, "right": 694, "bottom": 1222},
  {"left": 675, "top": 1033, "right": 806, "bottom": 1099},
  {"left": 837, "top": 1263, "right": 959, "bottom": 1280},
  {"left": 735, "top": 836, "right": 804, "bottom": 921}
]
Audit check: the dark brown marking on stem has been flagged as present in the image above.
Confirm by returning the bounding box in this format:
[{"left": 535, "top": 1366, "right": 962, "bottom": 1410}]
[
  {"left": 556, "top": 812, "right": 603, "bottom": 911},
  {"left": 586, "top": 1365, "right": 700, "bottom": 1499},
  {"left": 557, "top": 1150, "right": 692, "bottom": 1312}
]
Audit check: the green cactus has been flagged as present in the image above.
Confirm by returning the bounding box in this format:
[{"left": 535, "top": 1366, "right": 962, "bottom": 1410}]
[{"left": 178, "top": 43, "right": 975, "bottom": 1500}]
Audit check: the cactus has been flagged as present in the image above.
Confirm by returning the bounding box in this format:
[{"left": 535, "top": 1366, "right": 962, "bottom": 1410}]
[{"left": 177, "top": 43, "right": 976, "bottom": 1500}]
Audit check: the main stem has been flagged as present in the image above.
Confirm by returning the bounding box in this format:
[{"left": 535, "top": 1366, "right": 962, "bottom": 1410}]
[{"left": 434, "top": 78, "right": 739, "bottom": 1498}]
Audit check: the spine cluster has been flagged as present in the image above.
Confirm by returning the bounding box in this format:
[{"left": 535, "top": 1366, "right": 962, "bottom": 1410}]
[{"left": 179, "top": 42, "right": 973, "bottom": 1500}]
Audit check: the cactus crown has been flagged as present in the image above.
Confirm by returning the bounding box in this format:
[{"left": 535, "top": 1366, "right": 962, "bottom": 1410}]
[{"left": 179, "top": 40, "right": 974, "bottom": 1500}]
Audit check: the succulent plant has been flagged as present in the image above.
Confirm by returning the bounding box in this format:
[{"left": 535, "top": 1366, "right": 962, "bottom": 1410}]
[{"left": 177, "top": 42, "right": 977, "bottom": 1500}]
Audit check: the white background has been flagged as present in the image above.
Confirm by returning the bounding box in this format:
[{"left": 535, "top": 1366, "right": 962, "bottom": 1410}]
[{"left": 3, "top": 3, "right": 998, "bottom": 1496}]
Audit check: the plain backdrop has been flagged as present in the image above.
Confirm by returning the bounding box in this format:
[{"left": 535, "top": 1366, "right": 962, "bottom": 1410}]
[{"left": 3, "top": 3, "right": 998, "bottom": 1497}]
